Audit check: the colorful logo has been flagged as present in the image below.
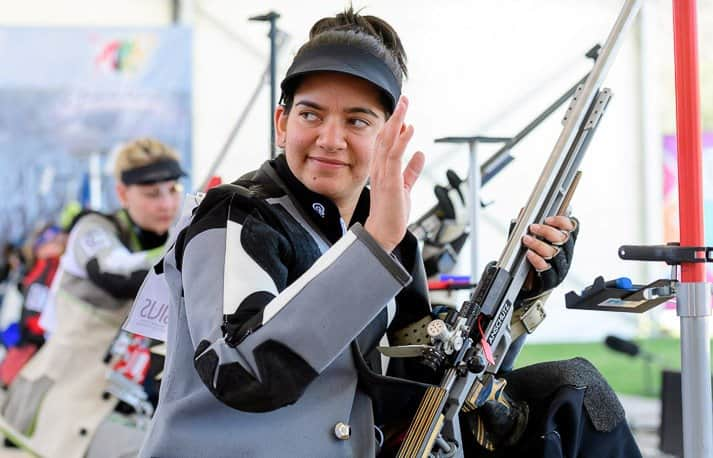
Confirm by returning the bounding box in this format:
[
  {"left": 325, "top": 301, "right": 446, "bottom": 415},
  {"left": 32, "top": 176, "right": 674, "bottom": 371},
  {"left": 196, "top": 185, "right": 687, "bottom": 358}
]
[
  {"left": 312, "top": 202, "right": 326, "bottom": 218},
  {"left": 95, "top": 36, "right": 155, "bottom": 74}
]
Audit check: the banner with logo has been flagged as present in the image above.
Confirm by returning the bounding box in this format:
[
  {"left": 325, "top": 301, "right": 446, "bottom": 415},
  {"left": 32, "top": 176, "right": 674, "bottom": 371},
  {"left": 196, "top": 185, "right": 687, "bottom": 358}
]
[
  {"left": 0, "top": 27, "right": 192, "bottom": 248},
  {"left": 663, "top": 133, "right": 713, "bottom": 255}
]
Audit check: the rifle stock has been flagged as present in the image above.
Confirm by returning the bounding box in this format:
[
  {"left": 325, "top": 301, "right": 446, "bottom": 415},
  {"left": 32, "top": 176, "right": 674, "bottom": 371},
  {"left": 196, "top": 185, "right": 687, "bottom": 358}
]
[
  {"left": 397, "top": 1, "right": 642, "bottom": 456},
  {"left": 396, "top": 385, "right": 449, "bottom": 458}
]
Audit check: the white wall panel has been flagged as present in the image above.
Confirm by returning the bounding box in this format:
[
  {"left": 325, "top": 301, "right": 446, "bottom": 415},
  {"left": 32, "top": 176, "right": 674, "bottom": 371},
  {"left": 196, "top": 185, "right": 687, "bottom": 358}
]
[{"left": 2, "top": 0, "right": 699, "bottom": 341}]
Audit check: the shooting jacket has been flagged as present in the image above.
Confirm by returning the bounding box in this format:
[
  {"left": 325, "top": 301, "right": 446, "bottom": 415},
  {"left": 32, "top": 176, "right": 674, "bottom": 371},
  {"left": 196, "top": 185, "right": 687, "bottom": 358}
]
[
  {"left": 2, "top": 210, "right": 164, "bottom": 458},
  {"left": 141, "top": 155, "right": 437, "bottom": 457}
]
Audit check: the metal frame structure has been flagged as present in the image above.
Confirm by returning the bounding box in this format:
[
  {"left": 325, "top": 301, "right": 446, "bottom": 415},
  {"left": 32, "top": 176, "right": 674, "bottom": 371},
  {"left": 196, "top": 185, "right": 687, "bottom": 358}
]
[
  {"left": 432, "top": 45, "right": 599, "bottom": 282},
  {"left": 196, "top": 10, "right": 288, "bottom": 190}
]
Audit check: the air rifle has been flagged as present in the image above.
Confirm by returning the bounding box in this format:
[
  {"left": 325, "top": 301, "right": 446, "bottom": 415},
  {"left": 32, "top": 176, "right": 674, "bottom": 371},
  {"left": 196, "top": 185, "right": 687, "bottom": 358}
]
[{"left": 392, "top": 1, "right": 641, "bottom": 456}]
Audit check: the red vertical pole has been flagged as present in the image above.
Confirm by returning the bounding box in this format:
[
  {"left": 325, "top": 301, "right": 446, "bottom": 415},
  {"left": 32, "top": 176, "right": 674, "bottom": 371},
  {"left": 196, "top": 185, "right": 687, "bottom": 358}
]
[
  {"left": 673, "top": 0, "right": 705, "bottom": 282},
  {"left": 672, "top": 3, "right": 712, "bottom": 457}
]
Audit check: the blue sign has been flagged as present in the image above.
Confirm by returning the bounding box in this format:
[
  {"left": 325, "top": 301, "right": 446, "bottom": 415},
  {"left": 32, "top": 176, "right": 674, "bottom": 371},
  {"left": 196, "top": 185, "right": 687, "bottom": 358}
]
[{"left": 0, "top": 26, "right": 192, "bottom": 248}]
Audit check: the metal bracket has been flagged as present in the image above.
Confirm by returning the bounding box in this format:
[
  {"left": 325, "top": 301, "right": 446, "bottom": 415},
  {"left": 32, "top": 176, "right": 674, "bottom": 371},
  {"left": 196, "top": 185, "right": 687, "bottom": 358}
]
[
  {"left": 585, "top": 88, "right": 612, "bottom": 130},
  {"left": 562, "top": 84, "right": 584, "bottom": 125},
  {"left": 520, "top": 300, "right": 547, "bottom": 333},
  {"left": 677, "top": 282, "right": 711, "bottom": 317},
  {"left": 619, "top": 243, "right": 713, "bottom": 265},
  {"left": 565, "top": 276, "right": 676, "bottom": 313}
]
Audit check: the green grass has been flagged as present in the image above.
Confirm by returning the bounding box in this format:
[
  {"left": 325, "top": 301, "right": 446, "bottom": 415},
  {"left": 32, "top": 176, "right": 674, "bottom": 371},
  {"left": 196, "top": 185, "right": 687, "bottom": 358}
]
[{"left": 515, "top": 338, "right": 713, "bottom": 398}]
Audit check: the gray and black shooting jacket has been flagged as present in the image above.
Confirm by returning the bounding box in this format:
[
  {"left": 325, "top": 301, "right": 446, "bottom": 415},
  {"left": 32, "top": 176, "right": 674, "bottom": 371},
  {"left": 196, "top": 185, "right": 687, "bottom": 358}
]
[{"left": 141, "top": 155, "right": 438, "bottom": 457}]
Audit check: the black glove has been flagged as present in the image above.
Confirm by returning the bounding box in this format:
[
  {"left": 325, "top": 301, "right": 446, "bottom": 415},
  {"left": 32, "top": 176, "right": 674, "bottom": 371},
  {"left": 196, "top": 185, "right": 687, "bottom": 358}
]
[{"left": 518, "top": 217, "right": 579, "bottom": 301}]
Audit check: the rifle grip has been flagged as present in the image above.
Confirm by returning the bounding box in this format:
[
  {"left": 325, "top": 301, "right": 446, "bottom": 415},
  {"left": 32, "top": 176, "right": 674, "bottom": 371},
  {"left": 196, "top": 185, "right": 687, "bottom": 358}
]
[{"left": 397, "top": 385, "right": 448, "bottom": 458}]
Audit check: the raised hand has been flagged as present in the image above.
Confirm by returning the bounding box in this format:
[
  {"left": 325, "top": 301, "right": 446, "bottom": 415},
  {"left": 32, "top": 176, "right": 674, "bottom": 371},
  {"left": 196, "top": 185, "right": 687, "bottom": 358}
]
[{"left": 364, "top": 96, "right": 425, "bottom": 252}]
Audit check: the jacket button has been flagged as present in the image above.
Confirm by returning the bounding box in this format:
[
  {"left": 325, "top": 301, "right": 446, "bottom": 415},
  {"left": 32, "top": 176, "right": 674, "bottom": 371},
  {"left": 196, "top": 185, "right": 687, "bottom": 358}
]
[{"left": 334, "top": 422, "right": 351, "bottom": 440}]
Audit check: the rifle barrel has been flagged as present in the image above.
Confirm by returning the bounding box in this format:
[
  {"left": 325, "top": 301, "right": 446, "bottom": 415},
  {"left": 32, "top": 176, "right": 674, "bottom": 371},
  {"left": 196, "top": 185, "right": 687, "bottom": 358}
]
[{"left": 498, "top": 0, "right": 641, "bottom": 275}]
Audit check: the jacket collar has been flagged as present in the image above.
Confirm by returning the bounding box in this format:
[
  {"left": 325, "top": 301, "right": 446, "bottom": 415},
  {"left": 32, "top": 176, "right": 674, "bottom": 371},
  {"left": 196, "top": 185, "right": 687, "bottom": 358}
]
[
  {"left": 115, "top": 209, "right": 167, "bottom": 251},
  {"left": 269, "top": 154, "right": 370, "bottom": 244}
]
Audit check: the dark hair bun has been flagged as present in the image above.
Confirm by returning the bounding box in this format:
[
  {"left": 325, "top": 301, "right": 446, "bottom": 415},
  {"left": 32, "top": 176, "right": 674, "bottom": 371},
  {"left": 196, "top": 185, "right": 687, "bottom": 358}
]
[{"left": 308, "top": 7, "right": 407, "bottom": 79}]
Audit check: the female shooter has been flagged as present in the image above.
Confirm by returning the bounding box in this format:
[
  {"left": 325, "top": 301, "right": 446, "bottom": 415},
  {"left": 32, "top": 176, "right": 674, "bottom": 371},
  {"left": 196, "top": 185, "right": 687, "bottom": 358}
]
[{"left": 141, "top": 8, "right": 574, "bottom": 457}]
